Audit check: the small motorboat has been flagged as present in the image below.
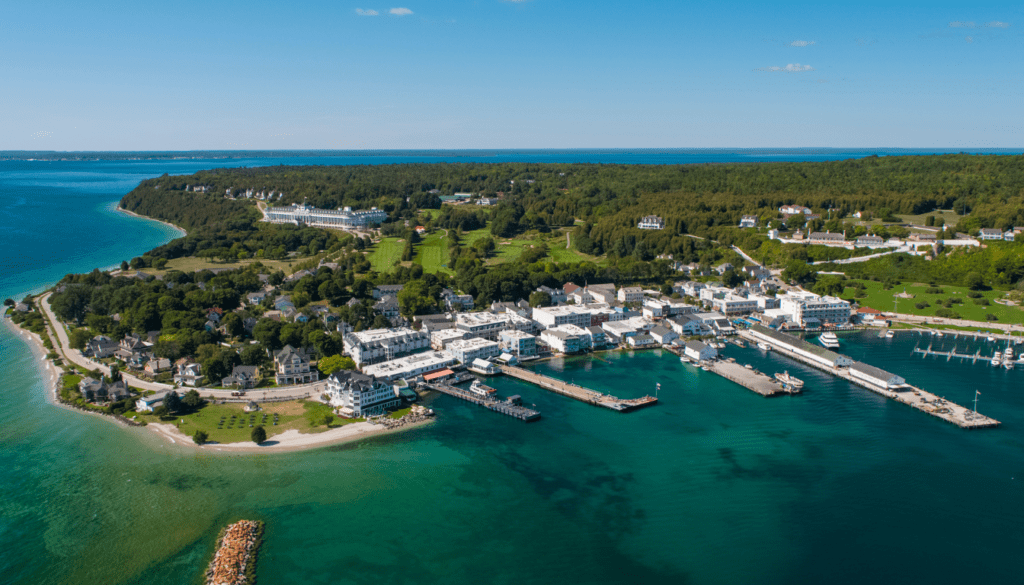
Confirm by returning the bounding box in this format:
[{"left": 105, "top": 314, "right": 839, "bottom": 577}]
[{"left": 756, "top": 342, "right": 771, "bottom": 351}]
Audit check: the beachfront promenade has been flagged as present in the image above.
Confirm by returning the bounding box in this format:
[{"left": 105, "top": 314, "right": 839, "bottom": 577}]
[{"left": 39, "top": 293, "right": 324, "bottom": 401}]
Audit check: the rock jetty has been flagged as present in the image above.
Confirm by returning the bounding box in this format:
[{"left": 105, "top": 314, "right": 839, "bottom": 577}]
[{"left": 206, "top": 520, "right": 264, "bottom": 585}]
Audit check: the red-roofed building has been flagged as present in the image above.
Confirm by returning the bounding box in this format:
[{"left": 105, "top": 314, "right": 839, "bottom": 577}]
[
  {"left": 563, "top": 282, "right": 580, "bottom": 296},
  {"left": 856, "top": 306, "right": 887, "bottom": 325}
]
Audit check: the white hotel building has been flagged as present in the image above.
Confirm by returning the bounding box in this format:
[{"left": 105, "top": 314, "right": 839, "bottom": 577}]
[
  {"left": 531, "top": 306, "right": 592, "bottom": 329},
  {"left": 264, "top": 203, "right": 388, "bottom": 229},
  {"left": 343, "top": 327, "right": 430, "bottom": 365},
  {"left": 779, "top": 291, "right": 851, "bottom": 327}
]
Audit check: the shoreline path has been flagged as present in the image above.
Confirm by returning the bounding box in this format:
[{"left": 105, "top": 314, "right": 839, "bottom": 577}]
[{"left": 39, "top": 292, "right": 327, "bottom": 400}]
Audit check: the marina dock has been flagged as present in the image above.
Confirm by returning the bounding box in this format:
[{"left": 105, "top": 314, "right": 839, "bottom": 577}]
[
  {"left": 913, "top": 345, "right": 994, "bottom": 363},
  {"left": 738, "top": 330, "right": 1000, "bottom": 429},
  {"left": 706, "top": 359, "right": 799, "bottom": 397},
  {"left": 423, "top": 382, "right": 541, "bottom": 421},
  {"left": 498, "top": 365, "right": 658, "bottom": 412}
]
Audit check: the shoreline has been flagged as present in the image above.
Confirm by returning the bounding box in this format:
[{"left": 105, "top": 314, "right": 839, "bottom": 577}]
[
  {"left": 113, "top": 205, "right": 188, "bottom": 238},
  {"left": 147, "top": 416, "right": 434, "bottom": 454}
]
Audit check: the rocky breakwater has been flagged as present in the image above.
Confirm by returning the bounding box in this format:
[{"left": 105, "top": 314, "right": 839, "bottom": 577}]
[
  {"left": 206, "top": 520, "right": 264, "bottom": 585},
  {"left": 375, "top": 404, "right": 434, "bottom": 430}
]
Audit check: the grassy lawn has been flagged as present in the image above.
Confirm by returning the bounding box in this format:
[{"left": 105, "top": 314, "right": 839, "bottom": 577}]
[
  {"left": 548, "top": 242, "right": 586, "bottom": 264},
  {"left": 897, "top": 209, "right": 964, "bottom": 226},
  {"left": 844, "top": 280, "right": 1024, "bottom": 324},
  {"left": 142, "top": 257, "right": 295, "bottom": 277},
  {"left": 414, "top": 231, "right": 452, "bottom": 274},
  {"left": 129, "top": 400, "right": 358, "bottom": 444},
  {"left": 367, "top": 238, "right": 405, "bottom": 272}
]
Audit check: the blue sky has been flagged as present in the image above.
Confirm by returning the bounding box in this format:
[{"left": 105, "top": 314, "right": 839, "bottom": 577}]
[{"left": 2, "top": 0, "right": 1021, "bottom": 149}]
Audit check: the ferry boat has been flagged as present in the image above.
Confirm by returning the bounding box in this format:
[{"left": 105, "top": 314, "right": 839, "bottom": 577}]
[
  {"left": 469, "top": 380, "right": 497, "bottom": 397},
  {"left": 818, "top": 332, "right": 840, "bottom": 348},
  {"left": 774, "top": 371, "right": 804, "bottom": 388},
  {"left": 756, "top": 342, "right": 771, "bottom": 352}
]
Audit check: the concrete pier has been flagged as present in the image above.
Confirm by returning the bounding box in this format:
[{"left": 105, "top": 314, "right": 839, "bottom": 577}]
[
  {"left": 738, "top": 330, "right": 1000, "bottom": 429},
  {"left": 499, "top": 365, "right": 658, "bottom": 412},
  {"left": 706, "top": 359, "right": 799, "bottom": 397}
]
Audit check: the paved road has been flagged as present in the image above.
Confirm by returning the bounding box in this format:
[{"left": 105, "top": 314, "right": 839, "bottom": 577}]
[
  {"left": 811, "top": 248, "right": 904, "bottom": 266},
  {"left": 40, "top": 292, "right": 326, "bottom": 400},
  {"left": 889, "top": 312, "right": 1024, "bottom": 337}
]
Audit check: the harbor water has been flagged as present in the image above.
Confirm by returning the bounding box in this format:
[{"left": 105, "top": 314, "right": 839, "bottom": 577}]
[{"left": 1, "top": 154, "right": 1023, "bottom": 585}]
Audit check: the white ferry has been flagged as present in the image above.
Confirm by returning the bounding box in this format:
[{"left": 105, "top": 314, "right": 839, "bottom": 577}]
[
  {"left": 774, "top": 371, "right": 805, "bottom": 388},
  {"left": 818, "top": 332, "right": 840, "bottom": 348},
  {"left": 469, "top": 380, "right": 497, "bottom": 397}
]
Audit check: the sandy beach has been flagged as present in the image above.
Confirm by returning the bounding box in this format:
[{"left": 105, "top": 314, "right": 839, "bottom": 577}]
[
  {"left": 3, "top": 317, "right": 61, "bottom": 404},
  {"left": 148, "top": 417, "right": 433, "bottom": 454},
  {"left": 114, "top": 206, "right": 188, "bottom": 237}
]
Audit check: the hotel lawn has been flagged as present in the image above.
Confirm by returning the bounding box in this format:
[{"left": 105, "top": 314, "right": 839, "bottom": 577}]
[{"left": 845, "top": 280, "right": 1024, "bottom": 325}]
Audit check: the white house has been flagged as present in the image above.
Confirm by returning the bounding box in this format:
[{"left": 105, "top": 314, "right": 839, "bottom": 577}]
[
  {"left": 978, "top": 228, "right": 1003, "bottom": 240},
  {"left": 683, "top": 340, "right": 717, "bottom": 362},
  {"left": 135, "top": 393, "right": 167, "bottom": 413},
  {"left": 274, "top": 345, "right": 319, "bottom": 385},
  {"left": 638, "top": 215, "right": 665, "bottom": 230},
  {"left": 739, "top": 215, "right": 758, "bottom": 228}
]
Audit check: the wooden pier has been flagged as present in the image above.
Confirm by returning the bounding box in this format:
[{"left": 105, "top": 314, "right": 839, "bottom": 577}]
[
  {"left": 423, "top": 382, "right": 541, "bottom": 421},
  {"left": 498, "top": 365, "right": 658, "bottom": 412},
  {"left": 913, "top": 345, "right": 991, "bottom": 363},
  {"left": 737, "top": 330, "right": 1000, "bottom": 429}
]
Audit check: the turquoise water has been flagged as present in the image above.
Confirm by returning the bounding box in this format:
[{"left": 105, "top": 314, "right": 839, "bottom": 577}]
[{"left": 1, "top": 154, "right": 1023, "bottom": 584}]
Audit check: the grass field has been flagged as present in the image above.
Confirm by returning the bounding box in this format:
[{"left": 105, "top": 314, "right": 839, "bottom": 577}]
[
  {"left": 414, "top": 231, "right": 452, "bottom": 274},
  {"left": 845, "top": 280, "right": 1024, "bottom": 324},
  {"left": 368, "top": 238, "right": 406, "bottom": 272},
  {"left": 129, "top": 400, "right": 359, "bottom": 444},
  {"left": 142, "top": 257, "right": 295, "bottom": 277}
]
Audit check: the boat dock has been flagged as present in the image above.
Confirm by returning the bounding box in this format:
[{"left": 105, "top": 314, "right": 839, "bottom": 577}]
[
  {"left": 738, "top": 330, "right": 1000, "bottom": 429},
  {"left": 423, "top": 382, "right": 541, "bottom": 421},
  {"left": 498, "top": 365, "right": 658, "bottom": 412},
  {"left": 706, "top": 359, "right": 799, "bottom": 397},
  {"left": 913, "top": 345, "right": 994, "bottom": 363}
]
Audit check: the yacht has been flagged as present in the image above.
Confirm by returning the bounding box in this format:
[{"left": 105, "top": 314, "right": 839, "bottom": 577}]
[
  {"left": 990, "top": 354, "right": 1002, "bottom": 367},
  {"left": 885, "top": 330, "right": 895, "bottom": 339},
  {"left": 774, "top": 371, "right": 805, "bottom": 388},
  {"left": 1004, "top": 360, "right": 1015, "bottom": 370},
  {"left": 818, "top": 332, "right": 840, "bottom": 348},
  {"left": 756, "top": 342, "right": 771, "bottom": 352},
  {"left": 1003, "top": 347, "right": 1014, "bottom": 360},
  {"left": 469, "top": 380, "right": 497, "bottom": 397}
]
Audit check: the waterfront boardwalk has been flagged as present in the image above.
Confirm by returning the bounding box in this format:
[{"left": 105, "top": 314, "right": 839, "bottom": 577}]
[
  {"left": 737, "top": 330, "right": 1000, "bottom": 429},
  {"left": 424, "top": 382, "right": 541, "bottom": 421},
  {"left": 707, "top": 359, "right": 797, "bottom": 397},
  {"left": 499, "top": 365, "right": 658, "bottom": 412}
]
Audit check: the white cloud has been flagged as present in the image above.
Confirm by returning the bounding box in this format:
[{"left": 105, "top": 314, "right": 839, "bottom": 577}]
[
  {"left": 949, "top": 21, "right": 975, "bottom": 28},
  {"left": 760, "top": 63, "right": 814, "bottom": 72},
  {"left": 389, "top": 7, "right": 413, "bottom": 15},
  {"left": 789, "top": 40, "right": 815, "bottom": 47},
  {"left": 986, "top": 21, "right": 1011, "bottom": 28},
  {"left": 355, "top": 8, "right": 379, "bottom": 16}
]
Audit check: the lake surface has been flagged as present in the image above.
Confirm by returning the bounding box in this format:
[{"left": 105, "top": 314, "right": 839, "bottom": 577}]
[{"left": 1, "top": 151, "right": 1022, "bottom": 585}]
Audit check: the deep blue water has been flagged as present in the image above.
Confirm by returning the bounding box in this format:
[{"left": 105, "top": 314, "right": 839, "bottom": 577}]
[{"left": 1, "top": 152, "right": 1022, "bottom": 585}]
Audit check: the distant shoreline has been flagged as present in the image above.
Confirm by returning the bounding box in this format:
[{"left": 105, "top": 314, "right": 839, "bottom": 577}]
[{"left": 114, "top": 205, "right": 188, "bottom": 238}]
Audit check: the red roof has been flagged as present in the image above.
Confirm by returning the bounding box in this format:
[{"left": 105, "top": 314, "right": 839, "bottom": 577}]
[
  {"left": 857, "top": 306, "right": 882, "bottom": 314},
  {"left": 423, "top": 369, "right": 454, "bottom": 381},
  {"left": 563, "top": 282, "right": 580, "bottom": 295}
]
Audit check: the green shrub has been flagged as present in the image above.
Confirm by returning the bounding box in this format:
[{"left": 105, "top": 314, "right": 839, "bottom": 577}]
[
  {"left": 973, "top": 298, "right": 990, "bottom": 306},
  {"left": 925, "top": 287, "right": 945, "bottom": 294},
  {"left": 934, "top": 308, "right": 962, "bottom": 319},
  {"left": 966, "top": 291, "right": 982, "bottom": 298},
  {"left": 914, "top": 301, "right": 930, "bottom": 309}
]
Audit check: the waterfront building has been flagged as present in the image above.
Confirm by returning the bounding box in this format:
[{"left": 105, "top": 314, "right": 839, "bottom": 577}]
[
  {"left": 445, "top": 338, "right": 501, "bottom": 363},
  {"left": 540, "top": 328, "right": 582, "bottom": 354},
  {"left": 274, "top": 345, "right": 319, "bottom": 385},
  {"left": 748, "top": 325, "right": 854, "bottom": 369},
  {"left": 264, "top": 203, "right": 387, "bottom": 229},
  {"left": 135, "top": 393, "right": 167, "bottom": 412},
  {"left": 550, "top": 324, "right": 593, "bottom": 349},
  {"left": 648, "top": 325, "right": 678, "bottom": 345},
  {"left": 361, "top": 351, "right": 457, "bottom": 381},
  {"left": 326, "top": 370, "right": 399, "bottom": 417},
  {"left": 668, "top": 314, "right": 712, "bottom": 336},
  {"left": 601, "top": 320, "right": 640, "bottom": 343},
  {"left": 848, "top": 362, "right": 906, "bottom": 390},
  {"left": 638, "top": 215, "right": 665, "bottom": 230},
  {"left": 627, "top": 333, "right": 658, "bottom": 348},
  {"left": 779, "top": 291, "right": 851, "bottom": 327},
  {"left": 587, "top": 326, "right": 607, "bottom": 346},
  {"left": 683, "top": 340, "right": 717, "bottom": 361},
  {"left": 499, "top": 330, "right": 537, "bottom": 357},
  {"left": 343, "top": 327, "right": 430, "bottom": 365}
]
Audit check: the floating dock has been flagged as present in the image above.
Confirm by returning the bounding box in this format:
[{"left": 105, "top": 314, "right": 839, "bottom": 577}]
[
  {"left": 706, "top": 359, "right": 799, "bottom": 397},
  {"left": 738, "top": 329, "right": 1000, "bottom": 429},
  {"left": 498, "top": 365, "right": 657, "bottom": 412},
  {"left": 913, "top": 346, "right": 994, "bottom": 363},
  {"left": 423, "top": 382, "right": 541, "bottom": 421}
]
